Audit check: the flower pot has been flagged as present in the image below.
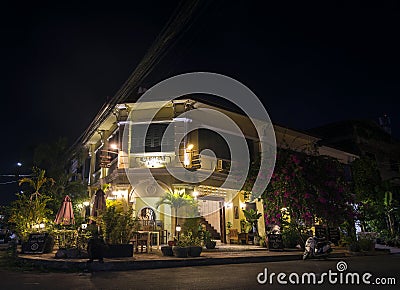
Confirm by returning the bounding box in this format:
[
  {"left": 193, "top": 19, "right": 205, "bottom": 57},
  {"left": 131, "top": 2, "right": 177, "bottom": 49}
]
[
  {"left": 188, "top": 246, "right": 202, "bottom": 257},
  {"left": 104, "top": 244, "right": 134, "bottom": 258},
  {"left": 172, "top": 246, "right": 189, "bottom": 258},
  {"left": 161, "top": 245, "right": 174, "bottom": 256},
  {"left": 205, "top": 241, "right": 216, "bottom": 249},
  {"left": 66, "top": 248, "right": 80, "bottom": 258},
  {"left": 55, "top": 248, "right": 67, "bottom": 259}
]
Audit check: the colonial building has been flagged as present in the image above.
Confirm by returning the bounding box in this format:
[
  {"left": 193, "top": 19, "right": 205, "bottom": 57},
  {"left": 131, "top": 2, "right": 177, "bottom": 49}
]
[{"left": 71, "top": 95, "right": 357, "bottom": 244}]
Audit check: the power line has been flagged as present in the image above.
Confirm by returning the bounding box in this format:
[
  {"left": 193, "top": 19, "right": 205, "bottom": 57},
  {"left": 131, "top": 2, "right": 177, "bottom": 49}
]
[
  {"left": 0, "top": 180, "right": 18, "bottom": 185},
  {"left": 0, "top": 174, "right": 32, "bottom": 177},
  {"left": 69, "top": 0, "right": 208, "bottom": 156}
]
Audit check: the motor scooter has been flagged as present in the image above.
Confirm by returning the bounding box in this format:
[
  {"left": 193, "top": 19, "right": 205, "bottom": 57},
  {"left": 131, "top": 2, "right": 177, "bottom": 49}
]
[{"left": 302, "top": 236, "right": 332, "bottom": 260}]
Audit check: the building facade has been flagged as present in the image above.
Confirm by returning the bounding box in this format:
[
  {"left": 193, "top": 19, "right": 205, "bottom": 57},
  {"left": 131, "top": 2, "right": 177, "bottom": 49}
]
[{"left": 71, "top": 97, "right": 357, "bottom": 243}]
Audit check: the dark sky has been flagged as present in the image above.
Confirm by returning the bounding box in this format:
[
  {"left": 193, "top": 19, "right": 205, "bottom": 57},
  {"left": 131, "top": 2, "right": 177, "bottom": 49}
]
[{"left": 1, "top": 1, "right": 399, "bottom": 204}]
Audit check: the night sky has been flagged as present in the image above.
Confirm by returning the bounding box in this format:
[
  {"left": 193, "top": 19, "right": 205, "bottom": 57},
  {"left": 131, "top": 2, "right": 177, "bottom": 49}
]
[{"left": 1, "top": 1, "right": 399, "bottom": 205}]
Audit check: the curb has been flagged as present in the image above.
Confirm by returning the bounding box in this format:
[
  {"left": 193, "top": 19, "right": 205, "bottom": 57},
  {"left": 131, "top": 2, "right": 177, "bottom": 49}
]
[{"left": 17, "top": 252, "right": 348, "bottom": 272}]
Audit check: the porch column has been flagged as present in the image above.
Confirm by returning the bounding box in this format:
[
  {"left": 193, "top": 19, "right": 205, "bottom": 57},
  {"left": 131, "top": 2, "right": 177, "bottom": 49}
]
[
  {"left": 219, "top": 201, "right": 227, "bottom": 243},
  {"left": 89, "top": 143, "right": 96, "bottom": 186},
  {"left": 100, "top": 130, "right": 109, "bottom": 178}
]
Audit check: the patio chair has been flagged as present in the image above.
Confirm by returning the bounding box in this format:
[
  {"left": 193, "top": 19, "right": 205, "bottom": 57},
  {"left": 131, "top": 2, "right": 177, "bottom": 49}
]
[
  {"left": 133, "top": 232, "right": 149, "bottom": 253},
  {"left": 228, "top": 228, "right": 239, "bottom": 244}
]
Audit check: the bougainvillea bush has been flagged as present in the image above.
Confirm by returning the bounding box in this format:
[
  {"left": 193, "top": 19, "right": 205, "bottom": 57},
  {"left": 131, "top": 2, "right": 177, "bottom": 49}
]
[{"left": 259, "top": 149, "right": 356, "bottom": 230}]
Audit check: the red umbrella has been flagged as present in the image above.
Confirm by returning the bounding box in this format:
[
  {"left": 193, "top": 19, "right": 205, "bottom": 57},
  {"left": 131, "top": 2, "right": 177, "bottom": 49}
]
[
  {"left": 54, "top": 195, "right": 75, "bottom": 225},
  {"left": 90, "top": 189, "right": 106, "bottom": 223}
]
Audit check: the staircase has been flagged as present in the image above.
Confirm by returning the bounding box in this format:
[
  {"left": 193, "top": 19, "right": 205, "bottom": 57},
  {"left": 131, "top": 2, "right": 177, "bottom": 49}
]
[{"left": 199, "top": 216, "right": 221, "bottom": 240}]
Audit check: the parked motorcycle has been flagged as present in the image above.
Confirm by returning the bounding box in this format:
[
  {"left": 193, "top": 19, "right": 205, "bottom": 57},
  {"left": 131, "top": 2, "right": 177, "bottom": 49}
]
[{"left": 302, "top": 236, "right": 332, "bottom": 260}]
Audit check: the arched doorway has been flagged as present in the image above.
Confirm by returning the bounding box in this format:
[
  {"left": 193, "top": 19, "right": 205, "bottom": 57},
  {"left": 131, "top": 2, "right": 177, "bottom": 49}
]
[{"left": 139, "top": 207, "right": 156, "bottom": 230}]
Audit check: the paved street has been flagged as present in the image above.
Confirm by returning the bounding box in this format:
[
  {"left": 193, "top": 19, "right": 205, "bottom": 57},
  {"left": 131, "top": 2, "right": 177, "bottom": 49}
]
[{"left": 1, "top": 254, "right": 399, "bottom": 290}]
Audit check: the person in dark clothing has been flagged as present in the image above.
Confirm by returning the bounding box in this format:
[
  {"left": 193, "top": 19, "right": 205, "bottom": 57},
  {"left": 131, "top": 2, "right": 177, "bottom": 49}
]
[{"left": 87, "top": 232, "right": 106, "bottom": 263}]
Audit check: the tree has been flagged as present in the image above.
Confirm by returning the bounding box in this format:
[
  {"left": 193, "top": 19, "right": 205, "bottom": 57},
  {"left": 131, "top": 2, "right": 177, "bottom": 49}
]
[
  {"left": 8, "top": 168, "right": 54, "bottom": 241},
  {"left": 33, "top": 139, "right": 88, "bottom": 221},
  {"left": 19, "top": 167, "right": 55, "bottom": 200},
  {"left": 351, "top": 156, "right": 382, "bottom": 232},
  {"left": 156, "top": 190, "right": 197, "bottom": 236}
]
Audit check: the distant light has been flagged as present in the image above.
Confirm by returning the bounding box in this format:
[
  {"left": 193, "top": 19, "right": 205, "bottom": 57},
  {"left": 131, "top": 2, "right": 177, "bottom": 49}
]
[
  {"left": 176, "top": 224, "right": 181, "bottom": 232},
  {"left": 224, "top": 202, "right": 233, "bottom": 208},
  {"left": 39, "top": 223, "right": 45, "bottom": 229},
  {"left": 17, "top": 162, "right": 22, "bottom": 167},
  {"left": 183, "top": 152, "right": 191, "bottom": 166},
  {"left": 186, "top": 144, "right": 194, "bottom": 151},
  {"left": 110, "top": 143, "right": 118, "bottom": 150},
  {"left": 81, "top": 223, "right": 88, "bottom": 230},
  {"left": 82, "top": 201, "right": 90, "bottom": 207}
]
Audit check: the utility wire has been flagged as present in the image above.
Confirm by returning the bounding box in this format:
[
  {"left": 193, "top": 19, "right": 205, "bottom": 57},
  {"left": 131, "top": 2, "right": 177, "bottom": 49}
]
[
  {"left": 69, "top": 0, "right": 208, "bottom": 156},
  {"left": 0, "top": 180, "right": 18, "bottom": 185},
  {"left": 0, "top": 174, "right": 32, "bottom": 177}
]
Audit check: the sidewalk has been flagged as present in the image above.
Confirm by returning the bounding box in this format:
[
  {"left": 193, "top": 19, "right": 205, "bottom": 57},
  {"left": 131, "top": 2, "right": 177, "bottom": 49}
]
[
  {"left": 374, "top": 243, "right": 400, "bottom": 254},
  {"left": 16, "top": 242, "right": 353, "bottom": 272}
]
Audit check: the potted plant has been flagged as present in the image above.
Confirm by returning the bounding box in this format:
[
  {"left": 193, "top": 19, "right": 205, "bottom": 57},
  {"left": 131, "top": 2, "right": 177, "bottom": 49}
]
[
  {"left": 203, "top": 230, "right": 216, "bottom": 249},
  {"left": 161, "top": 245, "right": 174, "bottom": 256},
  {"left": 243, "top": 208, "right": 262, "bottom": 245},
  {"left": 100, "top": 200, "right": 138, "bottom": 258},
  {"left": 185, "top": 231, "right": 203, "bottom": 257},
  {"left": 172, "top": 235, "right": 190, "bottom": 258},
  {"left": 161, "top": 234, "right": 176, "bottom": 256}
]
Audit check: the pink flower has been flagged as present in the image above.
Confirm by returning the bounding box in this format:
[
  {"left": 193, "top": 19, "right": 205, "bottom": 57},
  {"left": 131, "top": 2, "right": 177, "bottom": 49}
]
[{"left": 291, "top": 155, "right": 301, "bottom": 165}]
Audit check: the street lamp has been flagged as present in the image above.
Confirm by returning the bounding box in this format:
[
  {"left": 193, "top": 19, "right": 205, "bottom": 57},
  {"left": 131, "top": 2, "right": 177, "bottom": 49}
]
[{"left": 176, "top": 224, "right": 181, "bottom": 241}]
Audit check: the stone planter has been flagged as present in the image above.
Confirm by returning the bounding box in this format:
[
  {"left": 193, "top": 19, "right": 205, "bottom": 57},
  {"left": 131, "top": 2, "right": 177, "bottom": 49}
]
[
  {"left": 104, "top": 244, "right": 134, "bottom": 258},
  {"left": 161, "top": 245, "right": 174, "bottom": 256},
  {"left": 172, "top": 246, "right": 189, "bottom": 258},
  {"left": 188, "top": 246, "right": 202, "bottom": 257},
  {"left": 55, "top": 248, "right": 88, "bottom": 259},
  {"left": 205, "top": 241, "right": 216, "bottom": 249}
]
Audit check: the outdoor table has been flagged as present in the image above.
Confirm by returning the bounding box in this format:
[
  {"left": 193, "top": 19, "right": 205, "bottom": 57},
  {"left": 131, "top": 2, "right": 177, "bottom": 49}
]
[{"left": 137, "top": 231, "right": 160, "bottom": 252}]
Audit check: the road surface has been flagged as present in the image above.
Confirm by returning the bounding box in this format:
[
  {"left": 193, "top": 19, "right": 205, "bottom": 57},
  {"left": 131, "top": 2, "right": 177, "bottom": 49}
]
[{"left": 1, "top": 254, "right": 399, "bottom": 289}]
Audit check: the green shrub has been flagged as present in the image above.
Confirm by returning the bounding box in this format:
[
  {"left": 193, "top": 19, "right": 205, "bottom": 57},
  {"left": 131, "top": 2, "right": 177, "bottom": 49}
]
[
  {"left": 359, "top": 238, "right": 375, "bottom": 251},
  {"left": 282, "top": 227, "right": 303, "bottom": 248},
  {"left": 100, "top": 200, "right": 138, "bottom": 244}
]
